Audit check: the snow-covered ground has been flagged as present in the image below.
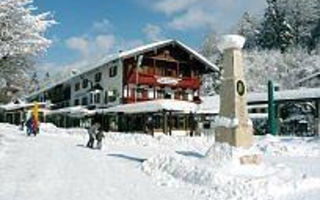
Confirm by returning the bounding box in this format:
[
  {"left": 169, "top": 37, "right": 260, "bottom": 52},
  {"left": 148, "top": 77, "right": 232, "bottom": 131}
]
[{"left": 0, "top": 123, "right": 320, "bottom": 200}]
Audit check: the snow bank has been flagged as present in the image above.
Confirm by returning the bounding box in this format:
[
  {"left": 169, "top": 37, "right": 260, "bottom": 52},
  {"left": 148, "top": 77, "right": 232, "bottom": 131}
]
[
  {"left": 40, "top": 123, "right": 88, "bottom": 136},
  {"left": 253, "top": 134, "right": 320, "bottom": 157},
  {"left": 212, "top": 116, "right": 239, "bottom": 128},
  {"left": 142, "top": 142, "right": 320, "bottom": 200},
  {"left": 0, "top": 123, "right": 20, "bottom": 159},
  {"left": 39, "top": 123, "right": 320, "bottom": 158},
  {"left": 104, "top": 132, "right": 213, "bottom": 152}
]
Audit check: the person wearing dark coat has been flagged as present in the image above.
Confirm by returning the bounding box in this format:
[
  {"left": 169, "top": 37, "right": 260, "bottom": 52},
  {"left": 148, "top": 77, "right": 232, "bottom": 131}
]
[
  {"left": 96, "top": 129, "right": 105, "bottom": 150},
  {"left": 86, "top": 122, "right": 100, "bottom": 148},
  {"left": 26, "top": 118, "right": 32, "bottom": 136}
]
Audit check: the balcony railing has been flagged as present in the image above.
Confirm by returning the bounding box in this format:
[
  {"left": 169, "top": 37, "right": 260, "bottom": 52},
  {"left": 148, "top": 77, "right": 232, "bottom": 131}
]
[{"left": 125, "top": 72, "right": 201, "bottom": 89}]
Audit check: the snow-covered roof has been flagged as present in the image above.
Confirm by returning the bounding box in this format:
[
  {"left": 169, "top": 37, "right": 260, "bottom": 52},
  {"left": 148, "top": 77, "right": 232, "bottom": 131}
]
[
  {"left": 297, "top": 71, "right": 320, "bottom": 84},
  {"left": 198, "top": 87, "right": 320, "bottom": 114},
  {"left": 28, "top": 40, "right": 218, "bottom": 99},
  {"left": 0, "top": 102, "right": 48, "bottom": 111},
  {"left": 248, "top": 113, "right": 268, "bottom": 119},
  {"left": 97, "top": 99, "right": 198, "bottom": 114},
  {"left": 47, "top": 106, "right": 95, "bottom": 117},
  {"left": 248, "top": 88, "right": 320, "bottom": 103}
]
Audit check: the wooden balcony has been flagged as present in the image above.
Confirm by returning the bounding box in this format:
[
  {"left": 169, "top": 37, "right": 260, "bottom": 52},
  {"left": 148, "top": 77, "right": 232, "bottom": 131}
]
[{"left": 125, "top": 72, "right": 201, "bottom": 89}]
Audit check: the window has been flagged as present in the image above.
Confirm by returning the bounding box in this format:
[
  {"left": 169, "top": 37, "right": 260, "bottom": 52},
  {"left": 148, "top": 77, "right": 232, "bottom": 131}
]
[
  {"left": 82, "top": 79, "right": 88, "bottom": 88},
  {"left": 188, "top": 92, "right": 193, "bottom": 101},
  {"left": 81, "top": 97, "right": 88, "bottom": 105},
  {"left": 164, "top": 91, "right": 173, "bottom": 99},
  {"left": 137, "top": 87, "right": 143, "bottom": 99},
  {"left": 109, "top": 66, "right": 117, "bottom": 77},
  {"left": 90, "top": 93, "right": 93, "bottom": 104},
  {"left": 107, "top": 90, "right": 117, "bottom": 103},
  {"left": 179, "top": 64, "right": 191, "bottom": 77},
  {"left": 104, "top": 91, "right": 108, "bottom": 104},
  {"left": 74, "top": 99, "right": 80, "bottom": 106},
  {"left": 148, "top": 88, "right": 154, "bottom": 99},
  {"left": 157, "top": 89, "right": 164, "bottom": 99},
  {"left": 182, "top": 91, "right": 188, "bottom": 100},
  {"left": 95, "top": 72, "right": 102, "bottom": 82},
  {"left": 94, "top": 93, "right": 101, "bottom": 103},
  {"left": 75, "top": 82, "right": 80, "bottom": 91}
]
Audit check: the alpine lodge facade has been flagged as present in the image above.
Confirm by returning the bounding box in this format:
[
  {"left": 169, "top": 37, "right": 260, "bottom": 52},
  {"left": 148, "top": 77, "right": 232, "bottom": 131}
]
[{"left": 25, "top": 40, "right": 219, "bottom": 135}]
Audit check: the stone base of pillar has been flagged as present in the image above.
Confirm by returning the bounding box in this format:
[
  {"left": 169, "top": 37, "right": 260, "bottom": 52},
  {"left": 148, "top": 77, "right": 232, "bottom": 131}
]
[{"left": 215, "top": 124, "right": 253, "bottom": 148}]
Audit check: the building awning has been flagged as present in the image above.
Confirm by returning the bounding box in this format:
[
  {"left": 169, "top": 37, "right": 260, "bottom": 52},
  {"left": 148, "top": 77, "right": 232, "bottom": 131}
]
[
  {"left": 0, "top": 102, "right": 49, "bottom": 111},
  {"left": 47, "top": 106, "right": 96, "bottom": 117},
  {"left": 97, "top": 99, "right": 198, "bottom": 114}
]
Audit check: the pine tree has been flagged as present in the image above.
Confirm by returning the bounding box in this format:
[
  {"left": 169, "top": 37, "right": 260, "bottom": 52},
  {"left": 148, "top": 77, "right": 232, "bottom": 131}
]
[
  {"left": 311, "top": 0, "right": 320, "bottom": 49},
  {"left": 258, "top": 0, "right": 294, "bottom": 52},
  {"left": 279, "top": 0, "right": 319, "bottom": 48},
  {"left": 233, "top": 12, "right": 260, "bottom": 49}
]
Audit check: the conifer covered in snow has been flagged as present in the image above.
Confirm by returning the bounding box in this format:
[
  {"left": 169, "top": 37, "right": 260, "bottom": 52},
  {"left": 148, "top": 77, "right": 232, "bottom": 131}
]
[
  {"left": 0, "top": 0, "right": 55, "bottom": 91},
  {"left": 278, "top": 0, "right": 319, "bottom": 48},
  {"left": 233, "top": 12, "right": 260, "bottom": 50},
  {"left": 258, "top": 0, "right": 294, "bottom": 52}
]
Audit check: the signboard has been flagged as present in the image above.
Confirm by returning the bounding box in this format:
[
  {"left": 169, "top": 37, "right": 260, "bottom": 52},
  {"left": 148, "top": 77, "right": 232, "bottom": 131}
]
[{"left": 155, "top": 76, "right": 181, "bottom": 85}]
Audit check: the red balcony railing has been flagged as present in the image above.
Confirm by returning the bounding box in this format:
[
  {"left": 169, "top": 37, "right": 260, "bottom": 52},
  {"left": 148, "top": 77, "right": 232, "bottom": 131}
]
[{"left": 126, "top": 73, "right": 200, "bottom": 89}]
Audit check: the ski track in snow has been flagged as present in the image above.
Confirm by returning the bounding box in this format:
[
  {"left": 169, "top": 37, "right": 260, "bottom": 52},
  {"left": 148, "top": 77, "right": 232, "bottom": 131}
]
[{"left": 0, "top": 123, "right": 320, "bottom": 200}]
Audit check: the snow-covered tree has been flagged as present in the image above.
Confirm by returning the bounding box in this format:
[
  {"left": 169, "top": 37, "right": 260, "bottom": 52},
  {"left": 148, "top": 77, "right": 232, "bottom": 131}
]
[
  {"left": 258, "top": 0, "right": 294, "bottom": 52},
  {"left": 233, "top": 12, "right": 260, "bottom": 50},
  {"left": 199, "top": 32, "right": 222, "bottom": 96},
  {"left": 244, "top": 47, "right": 320, "bottom": 92},
  {"left": 0, "top": 0, "right": 55, "bottom": 91},
  {"left": 278, "top": 0, "right": 319, "bottom": 48}
]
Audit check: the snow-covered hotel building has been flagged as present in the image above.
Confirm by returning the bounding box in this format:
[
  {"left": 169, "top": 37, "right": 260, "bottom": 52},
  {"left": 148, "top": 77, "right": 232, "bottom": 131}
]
[{"left": 26, "top": 40, "right": 219, "bottom": 134}]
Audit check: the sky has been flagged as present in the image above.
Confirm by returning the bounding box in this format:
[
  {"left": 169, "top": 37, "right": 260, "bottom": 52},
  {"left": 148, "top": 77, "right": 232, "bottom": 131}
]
[{"left": 34, "top": 0, "right": 267, "bottom": 75}]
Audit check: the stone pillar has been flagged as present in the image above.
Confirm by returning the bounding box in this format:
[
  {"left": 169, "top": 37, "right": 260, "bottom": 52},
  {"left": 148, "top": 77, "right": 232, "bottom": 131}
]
[
  {"left": 315, "top": 100, "right": 320, "bottom": 136},
  {"left": 215, "top": 35, "right": 253, "bottom": 148}
]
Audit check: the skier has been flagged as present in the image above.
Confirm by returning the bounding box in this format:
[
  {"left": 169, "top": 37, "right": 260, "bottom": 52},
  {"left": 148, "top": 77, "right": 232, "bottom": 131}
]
[
  {"left": 86, "top": 122, "right": 100, "bottom": 149},
  {"left": 96, "top": 128, "right": 105, "bottom": 150}
]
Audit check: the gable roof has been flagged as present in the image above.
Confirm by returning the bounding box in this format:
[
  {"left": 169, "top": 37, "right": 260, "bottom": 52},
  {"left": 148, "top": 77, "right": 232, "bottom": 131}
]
[
  {"left": 27, "top": 40, "right": 218, "bottom": 99},
  {"left": 297, "top": 71, "right": 320, "bottom": 85}
]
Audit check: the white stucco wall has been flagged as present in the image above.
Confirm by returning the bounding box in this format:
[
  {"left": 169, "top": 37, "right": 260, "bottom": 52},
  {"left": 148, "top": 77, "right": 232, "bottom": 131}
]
[{"left": 69, "top": 59, "right": 123, "bottom": 108}]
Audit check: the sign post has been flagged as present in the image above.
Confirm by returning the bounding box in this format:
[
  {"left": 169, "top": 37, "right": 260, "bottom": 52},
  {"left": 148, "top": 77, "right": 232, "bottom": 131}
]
[{"left": 268, "top": 80, "right": 277, "bottom": 135}]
